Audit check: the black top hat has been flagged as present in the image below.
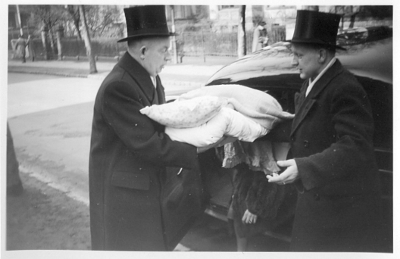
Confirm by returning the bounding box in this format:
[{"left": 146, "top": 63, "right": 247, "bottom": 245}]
[
  {"left": 118, "top": 5, "right": 175, "bottom": 43},
  {"left": 290, "top": 10, "right": 345, "bottom": 50}
]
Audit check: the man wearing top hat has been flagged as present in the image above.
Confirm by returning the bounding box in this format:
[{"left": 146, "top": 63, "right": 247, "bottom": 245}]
[
  {"left": 267, "top": 10, "right": 383, "bottom": 251},
  {"left": 89, "top": 5, "right": 213, "bottom": 251}
]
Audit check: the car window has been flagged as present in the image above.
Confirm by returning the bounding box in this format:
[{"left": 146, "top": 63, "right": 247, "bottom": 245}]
[{"left": 356, "top": 76, "right": 393, "bottom": 150}]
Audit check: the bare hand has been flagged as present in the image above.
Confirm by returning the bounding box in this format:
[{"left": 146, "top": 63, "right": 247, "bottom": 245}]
[
  {"left": 266, "top": 159, "right": 299, "bottom": 185},
  {"left": 242, "top": 209, "right": 257, "bottom": 224}
]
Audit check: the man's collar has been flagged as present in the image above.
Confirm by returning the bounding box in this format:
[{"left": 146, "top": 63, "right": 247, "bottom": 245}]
[
  {"left": 306, "top": 57, "right": 337, "bottom": 96},
  {"left": 150, "top": 76, "right": 157, "bottom": 88}
]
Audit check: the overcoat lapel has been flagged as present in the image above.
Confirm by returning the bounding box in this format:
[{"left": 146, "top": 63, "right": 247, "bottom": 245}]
[
  {"left": 290, "top": 60, "right": 344, "bottom": 137},
  {"left": 118, "top": 52, "right": 157, "bottom": 104}
]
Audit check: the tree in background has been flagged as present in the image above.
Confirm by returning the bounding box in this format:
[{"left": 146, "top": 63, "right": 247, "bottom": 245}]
[
  {"left": 79, "top": 5, "right": 97, "bottom": 74},
  {"left": 237, "top": 5, "right": 246, "bottom": 58},
  {"left": 65, "top": 5, "right": 82, "bottom": 40},
  {"left": 84, "top": 5, "right": 123, "bottom": 38},
  {"left": 20, "top": 5, "right": 123, "bottom": 41},
  {"left": 28, "top": 5, "right": 69, "bottom": 58},
  {"left": 12, "top": 5, "right": 392, "bottom": 60}
]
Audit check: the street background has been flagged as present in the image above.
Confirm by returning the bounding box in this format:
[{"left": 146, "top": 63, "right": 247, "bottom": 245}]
[
  {"left": 4, "top": 4, "right": 395, "bottom": 259},
  {"left": 4, "top": 56, "right": 291, "bottom": 254}
]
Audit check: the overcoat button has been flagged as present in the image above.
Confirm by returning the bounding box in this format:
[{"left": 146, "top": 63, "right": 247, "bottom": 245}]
[
  {"left": 314, "top": 193, "right": 320, "bottom": 201},
  {"left": 304, "top": 140, "right": 309, "bottom": 147}
]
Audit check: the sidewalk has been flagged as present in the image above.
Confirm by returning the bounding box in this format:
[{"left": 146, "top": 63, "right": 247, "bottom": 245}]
[
  {"left": 7, "top": 55, "right": 236, "bottom": 82},
  {"left": 7, "top": 55, "right": 237, "bottom": 118}
]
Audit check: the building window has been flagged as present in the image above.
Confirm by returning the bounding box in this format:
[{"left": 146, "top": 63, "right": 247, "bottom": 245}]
[{"left": 220, "top": 5, "right": 236, "bottom": 10}]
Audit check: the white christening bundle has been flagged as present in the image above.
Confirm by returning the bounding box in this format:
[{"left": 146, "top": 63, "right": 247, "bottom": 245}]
[{"left": 140, "top": 84, "right": 294, "bottom": 147}]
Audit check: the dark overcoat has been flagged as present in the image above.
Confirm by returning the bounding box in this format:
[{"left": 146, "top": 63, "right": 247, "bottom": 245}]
[
  {"left": 289, "top": 60, "right": 383, "bottom": 252},
  {"left": 89, "top": 52, "right": 204, "bottom": 251}
]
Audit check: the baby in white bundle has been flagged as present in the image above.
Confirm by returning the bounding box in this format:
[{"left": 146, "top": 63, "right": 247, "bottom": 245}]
[
  {"left": 140, "top": 84, "right": 294, "bottom": 147},
  {"left": 165, "top": 105, "right": 268, "bottom": 147}
]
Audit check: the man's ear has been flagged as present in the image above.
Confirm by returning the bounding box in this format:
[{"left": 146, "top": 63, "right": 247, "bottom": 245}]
[
  {"left": 140, "top": 46, "right": 147, "bottom": 60},
  {"left": 318, "top": 48, "right": 327, "bottom": 63}
]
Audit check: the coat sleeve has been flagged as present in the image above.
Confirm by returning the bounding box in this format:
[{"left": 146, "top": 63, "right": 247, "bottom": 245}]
[
  {"left": 294, "top": 74, "right": 375, "bottom": 191},
  {"left": 101, "top": 79, "right": 198, "bottom": 169},
  {"left": 245, "top": 173, "right": 285, "bottom": 219}
]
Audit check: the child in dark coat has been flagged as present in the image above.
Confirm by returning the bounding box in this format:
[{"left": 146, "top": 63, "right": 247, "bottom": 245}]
[
  {"left": 217, "top": 140, "right": 296, "bottom": 251},
  {"left": 229, "top": 163, "right": 296, "bottom": 251}
]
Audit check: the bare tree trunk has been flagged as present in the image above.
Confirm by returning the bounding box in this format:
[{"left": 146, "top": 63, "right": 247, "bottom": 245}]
[
  {"left": 67, "top": 5, "right": 82, "bottom": 40},
  {"left": 48, "top": 27, "right": 57, "bottom": 58},
  {"left": 238, "top": 5, "right": 246, "bottom": 58},
  {"left": 169, "top": 6, "right": 178, "bottom": 64},
  {"left": 349, "top": 6, "right": 358, "bottom": 29},
  {"left": 79, "top": 5, "right": 97, "bottom": 74},
  {"left": 16, "top": 5, "right": 23, "bottom": 36}
]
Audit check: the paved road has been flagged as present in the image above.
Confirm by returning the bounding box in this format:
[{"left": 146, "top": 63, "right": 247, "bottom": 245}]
[
  {"left": 7, "top": 72, "right": 210, "bottom": 204},
  {"left": 7, "top": 73, "right": 204, "bottom": 118}
]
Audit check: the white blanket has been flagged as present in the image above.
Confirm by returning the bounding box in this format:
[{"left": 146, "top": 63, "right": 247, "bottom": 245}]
[
  {"left": 140, "top": 84, "right": 294, "bottom": 147},
  {"left": 165, "top": 107, "right": 268, "bottom": 147},
  {"left": 179, "top": 84, "right": 294, "bottom": 126},
  {"left": 140, "top": 96, "right": 223, "bottom": 128}
]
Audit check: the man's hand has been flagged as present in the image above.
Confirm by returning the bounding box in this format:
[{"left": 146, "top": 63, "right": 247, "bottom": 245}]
[
  {"left": 267, "top": 159, "right": 299, "bottom": 185},
  {"left": 242, "top": 209, "right": 257, "bottom": 224}
]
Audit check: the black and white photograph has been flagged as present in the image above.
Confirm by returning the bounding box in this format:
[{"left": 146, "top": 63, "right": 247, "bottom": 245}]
[{"left": 2, "top": 1, "right": 396, "bottom": 259}]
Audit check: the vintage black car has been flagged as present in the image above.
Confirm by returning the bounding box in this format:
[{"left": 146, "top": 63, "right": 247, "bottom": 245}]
[{"left": 199, "top": 33, "right": 393, "bottom": 248}]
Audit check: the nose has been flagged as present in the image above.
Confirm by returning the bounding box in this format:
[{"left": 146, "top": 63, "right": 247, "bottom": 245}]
[{"left": 291, "top": 56, "right": 299, "bottom": 67}]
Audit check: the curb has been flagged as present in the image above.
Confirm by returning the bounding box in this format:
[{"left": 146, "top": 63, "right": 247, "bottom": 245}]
[
  {"left": 8, "top": 70, "right": 89, "bottom": 78},
  {"left": 8, "top": 66, "right": 205, "bottom": 95},
  {"left": 8, "top": 65, "right": 207, "bottom": 85},
  {"left": 8, "top": 66, "right": 89, "bottom": 78}
]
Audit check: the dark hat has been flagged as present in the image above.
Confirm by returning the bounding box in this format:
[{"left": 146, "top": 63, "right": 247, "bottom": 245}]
[
  {"left": 118, "top": 5, "right": 175, "bottom": 43},
  {"left": 290, "top": 10, "right": 345, "bottom": 50}
]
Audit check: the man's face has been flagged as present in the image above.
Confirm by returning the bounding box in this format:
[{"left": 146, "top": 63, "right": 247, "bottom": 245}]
[
  {"left": 142, "top": 37, "right": 171, "bottom": 77},
  {"left": 291, "top": 44, "right": 322, "bottom": 80}
]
